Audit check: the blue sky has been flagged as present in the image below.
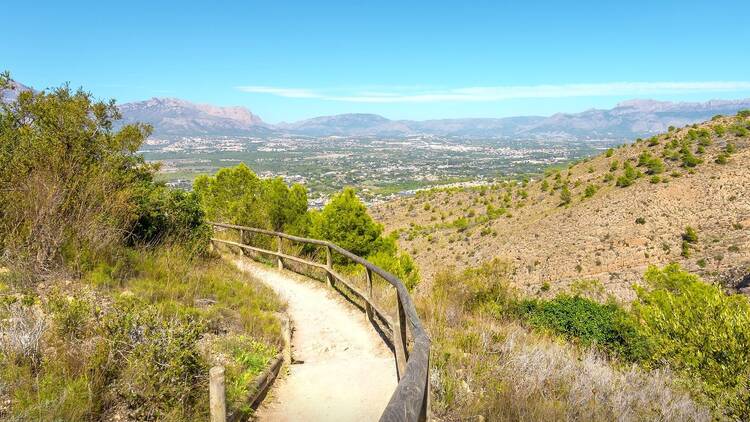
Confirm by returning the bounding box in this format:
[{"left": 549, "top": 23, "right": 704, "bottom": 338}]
[{"left": 4, "top": 1, "right": 750, "bottom": 122}]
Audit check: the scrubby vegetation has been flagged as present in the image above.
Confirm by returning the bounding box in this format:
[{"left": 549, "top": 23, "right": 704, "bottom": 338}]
[
  {"left": 0, "top": 75, "right": 282, "bottom": 420},
  {"left": 423, "top": 260, "right": 750, "bottom": 420},
  {"left": 424, "top": 260, "right": 718, "bottom": 421}
]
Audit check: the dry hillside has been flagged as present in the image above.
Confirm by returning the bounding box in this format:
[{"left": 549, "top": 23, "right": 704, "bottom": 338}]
[{"left": 372, "top": 112, "right": 750, "bottom": 301}]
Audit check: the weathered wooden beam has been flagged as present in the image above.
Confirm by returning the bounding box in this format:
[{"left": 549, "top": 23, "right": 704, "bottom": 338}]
[
  {"left": 276, "top": 235, "right": 283, "bottom": 270},
  {"left": 325, "top": 245, "right": 333, "bottom": 288},
  {"left": 365, "top": 267, "right": 374, "bottom": 322},
  {"left": 209, "top": 366, "right": 226, "bottom": 422},
  {"left": 393, "top": 290, "right": 409, "bottom": 380}
]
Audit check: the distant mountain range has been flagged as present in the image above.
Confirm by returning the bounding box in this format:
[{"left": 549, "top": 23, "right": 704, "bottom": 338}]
[
  {"left": 3, "top": 80, "right": 750, "bottom": 139},
  {"left": 116, "top": 97, "right": 750, "bottom": 139}
]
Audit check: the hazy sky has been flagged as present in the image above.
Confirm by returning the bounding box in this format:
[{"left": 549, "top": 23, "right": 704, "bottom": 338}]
[{"left": 5, "top": 0, "right": 750, "bottom": 122}]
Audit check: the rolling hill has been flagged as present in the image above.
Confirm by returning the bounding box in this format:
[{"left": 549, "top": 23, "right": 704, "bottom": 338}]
[{"left": 371, "top": 112, "right": 750, "bottom": 300}]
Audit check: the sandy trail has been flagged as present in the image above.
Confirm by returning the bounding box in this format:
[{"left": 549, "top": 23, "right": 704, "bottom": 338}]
[{"left": 232, "top": 257, "right": 397, "bottom": 422}]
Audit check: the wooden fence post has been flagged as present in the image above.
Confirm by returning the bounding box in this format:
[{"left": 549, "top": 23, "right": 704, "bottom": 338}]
[
  {"left": 325, "top": 245, "right": 333, "bottom": 288},
  {"left": 209, "top": 366, "right": 226, "bottom": 422},
  {"left": 365, "top": 268, "right": 374, "bottom": 322},
  {"left": 393, "top": 290, "right": 409, "bottom": 380},
  {"left": 238, "top": 228, "right": 244, "bottom": 244},
  {"left": 276, "top": 235, "right": 283, "bottom": 270}
]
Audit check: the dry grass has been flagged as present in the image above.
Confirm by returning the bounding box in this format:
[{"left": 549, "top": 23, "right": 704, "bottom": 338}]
[
  {"left": 422, "top": 262, "right": 710, "bottom": 421},
  {"left": 0, "top": 302, "right": 46, "bottom": 367}
]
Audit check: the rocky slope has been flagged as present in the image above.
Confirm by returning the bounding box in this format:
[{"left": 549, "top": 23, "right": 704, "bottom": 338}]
[
  {"left": 117, "top": 97, "right": 273, "bottom": 137},
  {"left": 371, "top": 112, "right": 750, "bottom": 301}
]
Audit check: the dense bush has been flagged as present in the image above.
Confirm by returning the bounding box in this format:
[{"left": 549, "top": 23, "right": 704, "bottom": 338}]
[
  {"left": 519, "top": 295, "right": 651, "bottom": 362},
  {"left": 0, "top": 76, "right": 149, "bottom": 274},
  {"left": 130, "top": 186, "right": 211, "bottom": 252},
  {"left": 0, "top": 75, "right": 209, "bottom": 276},
  {"left": 310, "top": 188, "right": 386, "bottom": 259},
  {"left": 633, "top": 264, "right": 750, "bottom": 419}
]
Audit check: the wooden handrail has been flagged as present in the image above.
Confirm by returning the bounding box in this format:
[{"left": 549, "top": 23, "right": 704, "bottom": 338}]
[{"left": 209, "top": 222, "right": 431, "bottom": 422}]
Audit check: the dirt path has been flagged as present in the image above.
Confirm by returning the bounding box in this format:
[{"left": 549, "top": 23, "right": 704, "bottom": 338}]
[{"left": 232, "top": 257, "right": 397, "bottom": 422}]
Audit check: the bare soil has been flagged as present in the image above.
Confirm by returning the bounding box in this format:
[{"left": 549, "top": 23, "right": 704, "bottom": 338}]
[{"left": 231, "top": 257, "right": 397, "bottom": 421}]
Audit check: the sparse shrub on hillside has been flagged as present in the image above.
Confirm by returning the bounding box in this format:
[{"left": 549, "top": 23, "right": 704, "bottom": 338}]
[
  {"left": 737, "top": 109, "right": 750, "bottom": 118},
  {"left": 636, "top": 217, "right": 646, "bottom": 225},
  {"left": 583, "top": 184, "right": 597, "bottom": 198},
  {"left": 715, "top": 153, "right": 729, "bottom": 164},
  {"left": 680, "top": 146, "right": 702, "bottom": 168},
  {"left": 540, "top": 179, "right": 549, "bottom": 192},
  {"left": 713, "top": 125, "right": 726, "bottom": 136},
  {"left": 603, "top": 173, "right": 614, "bottom": 182},
  {"left": 725, "top": 142, "right": 736, "bottom": 154},
  {"left": 616, "top": 162, "right": 640, "bottom": 187},
  {"left": 559, "top": 185, "right": 572, "bottom": 205},
  {"left": 605, "top": 148, "right": 614, "bottom": 157},
  {"left": 682, "top": 226, "right": 698, "bottom": 243},
  {"left": 681, "top": 240, "right": 691, "bottom": 258},
  {"left": 650, "top": 175, "right": 661, "bottom": 183},
  {"left": 452, "top": 217, "right": 469, "bottom": 232},
  {"left": 729, "top": 123, "right": 748, "bottom": 137},
  {"left": 425, "top": 262, "right": 709, "bottom": 421},
  {"left": 638, "top": 152, "right": 665, "bottom": 175},
  {"left": 609, "top": 160, "right": 619, "bottom": 172}
]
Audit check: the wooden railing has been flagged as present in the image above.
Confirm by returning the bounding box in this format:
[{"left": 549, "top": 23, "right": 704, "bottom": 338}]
[{"left": 209, "top": 222, "right": 431, "bottom": 422}]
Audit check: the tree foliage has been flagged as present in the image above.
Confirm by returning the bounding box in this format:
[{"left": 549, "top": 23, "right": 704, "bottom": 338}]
[
  {"left": 633, "top": 264, "right": 750, "bottom": 419},
  {"left": 0, "top": 74, "right": 206, "bottom": 274}
]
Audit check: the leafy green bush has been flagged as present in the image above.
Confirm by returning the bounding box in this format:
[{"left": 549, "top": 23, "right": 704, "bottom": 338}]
[
  {"left": 0, "top": 75, "right": 152, "bottom": 275},
  {"left": 367, "top": 244, "right": 420, "bottom": 291},
  {"left": 519, "top": 295, "right": 651, "bottom": 362},
  {"left": 130, "top": 186, "right": 210, "bottom": 252},
  {"left": 633, "top": 264, "right": 750, "bottom": 419},
  {"left": 310, "top": 188, "right": 385, "bottom": 259}
]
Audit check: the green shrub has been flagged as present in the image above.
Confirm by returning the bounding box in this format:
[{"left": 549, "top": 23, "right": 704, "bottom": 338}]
[
  {"left": 310, "top": 188, "right": 385, "bottom": 260},
  {"left": 368, "top": 242, "right": 420, "bottom": 291},
  {"left": 559, "top": 185, "right": 571, "bottom": 205},
  {"left": 616, "top": 162, "right": 641, "bottom": 187},
  {"left": 130, "top": 186, "right": 210, "bottom": 252},
  {"left": 682, "top": 226, "right": 698, "bottom": 243},
  {"left": 105, "top": 297, "right": 208, "bottom": 420},
  {"left": 633, "top": 264, "right": 750, "bottom": 419},
  {"left": 519, "top": 295, "right": 651, "bottom": 362},
  {"left": 583, "top": 184, "right": 597, "bottom": 198},
  {"left": 0, "top": 75, "right": 152, "bottom": 275}
]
